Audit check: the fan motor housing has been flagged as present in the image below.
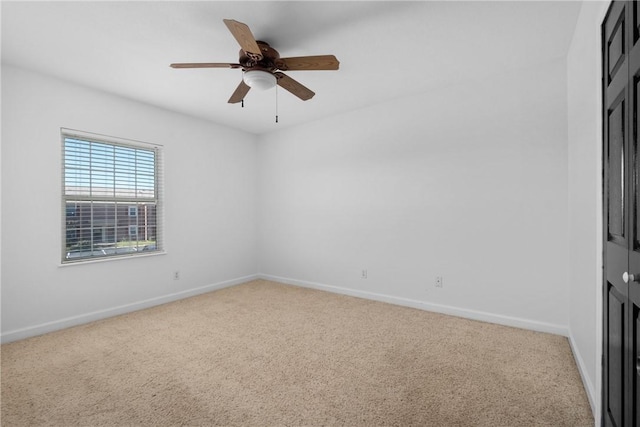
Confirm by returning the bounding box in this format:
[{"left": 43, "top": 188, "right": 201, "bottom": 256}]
[{"left": 239, "top": 41, "right": 281, "bottom": 71}]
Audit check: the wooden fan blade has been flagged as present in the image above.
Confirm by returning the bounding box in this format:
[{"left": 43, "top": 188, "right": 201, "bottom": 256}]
[
  {"left": 274, "top": 72, "right": 315, "bottom": 101},
  {"left": 223, "top": 19, "right": 263, "bottom": 60},
  {"left": 277, "top": 55, "right": 340, "bottom": 71},
  {"left": 228, "top": 80, "right": 250, "bottom": 104},
  {"left": 170, "top": 63, "right": 241, "bottom": 69}
]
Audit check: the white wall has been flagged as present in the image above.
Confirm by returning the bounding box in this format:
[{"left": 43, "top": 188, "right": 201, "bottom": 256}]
[
  {"left": 567, "top": 0, "right": 610, "bottom": 419},
  {"left": 258, "top": 58, "right": 570, "bottom": 335},
  {"left": 1, "top": 65, "right": 259, "bottom": 341}
]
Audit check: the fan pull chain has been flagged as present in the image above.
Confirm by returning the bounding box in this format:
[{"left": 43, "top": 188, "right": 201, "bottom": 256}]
[
  {"left": 275, "top": 85, "right": 279, "bottom": 123},
  {"left": 241, "top": 99, "right": 244, "bottom": 108}
]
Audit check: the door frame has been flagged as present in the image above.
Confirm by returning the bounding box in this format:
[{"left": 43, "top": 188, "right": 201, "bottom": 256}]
[{"left": 596, "top": 2, "right": 611, "bottom": 422}]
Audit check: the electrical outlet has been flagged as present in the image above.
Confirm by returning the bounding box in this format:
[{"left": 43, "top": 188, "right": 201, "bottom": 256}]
[
  {"left": 361, "top": 269, "right": 368, "bottom": 279},
  {"left": 173, "top": 271, "right": 180, "bottom": 280},
  {"left": 435, "top": 276, "right": 443, "bottom": 288}
]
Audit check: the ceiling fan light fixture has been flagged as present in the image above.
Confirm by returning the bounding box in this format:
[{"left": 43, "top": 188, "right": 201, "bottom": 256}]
[
  {"left": 243, "top": 70, "right": 277, "bottom": 90},
  {"left": 171, "top": 19, "right": 337, "bottom": 103}
]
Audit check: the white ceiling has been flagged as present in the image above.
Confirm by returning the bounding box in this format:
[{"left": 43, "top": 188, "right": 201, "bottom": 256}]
[{"left": 2, "top": 1, "right": 582, "bottom": 135}]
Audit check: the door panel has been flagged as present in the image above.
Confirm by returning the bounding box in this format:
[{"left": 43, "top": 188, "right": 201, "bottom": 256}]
[
  {"left": 607, "top": 286, "right": 625, "bottom": 427},
  {"left": 634, "top": 1, "right": 640, "bottom": 44},
  {"left": 634, "top": 308, "right": 640, "bottom": 425},
  {"left": 636, "top": 78, "right": 640, "bottom": 253},
  {"left": 610, "top": 18, "right": 626, "bottom": 81},
  {"left": 607, "top": 3, "right": 626, "bottom": 84},
  {"left": 609, "top": 98, "right": 626, "bottom": 243}
]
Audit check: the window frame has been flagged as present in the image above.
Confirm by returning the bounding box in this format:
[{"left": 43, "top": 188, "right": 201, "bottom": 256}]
[{"left": 61, "top": 128, "right": 163, "bottom": 264}]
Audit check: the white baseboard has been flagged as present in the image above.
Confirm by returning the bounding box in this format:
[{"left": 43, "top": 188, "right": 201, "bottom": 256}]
[
  {"left": 3, "top": 271, "right": 569, "bottom": 343},
  {"left": 568, "top": 331, "right": 597, "bottom": 422},
  {"left": 259, "top": 274, "right": 569, "bottom": 337},
  {"left": 1, "top": 274, "right": 259, "bottom": 344}
]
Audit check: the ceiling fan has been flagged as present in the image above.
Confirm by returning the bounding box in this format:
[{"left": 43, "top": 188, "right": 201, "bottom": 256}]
[{"left": 170, "top": 19, "right": 340, "bottom": 104}]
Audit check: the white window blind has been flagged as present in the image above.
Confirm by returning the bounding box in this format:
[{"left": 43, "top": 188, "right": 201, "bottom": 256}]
[{"left": 61, "top": 129, "right": 163, "bottom": 263}]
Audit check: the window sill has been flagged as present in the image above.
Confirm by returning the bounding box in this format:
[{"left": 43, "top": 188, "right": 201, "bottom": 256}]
[{"left": 59, "top": 250, "right": 166, "bottom": 267}]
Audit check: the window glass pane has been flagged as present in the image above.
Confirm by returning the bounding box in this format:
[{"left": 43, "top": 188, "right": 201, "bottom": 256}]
[
  {"left": 64, "top": 137, "right": 156, "bottom": 200},
  {"left": 64, "top": 139, "right": 91, "bottom": 196},
  {"left": 63, "top": 134, "right": 160, "bottom": 262}
]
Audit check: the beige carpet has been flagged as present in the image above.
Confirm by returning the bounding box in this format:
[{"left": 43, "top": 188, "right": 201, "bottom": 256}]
[{"left": 1, "top": 280, "right": 593, "bottom": 426}]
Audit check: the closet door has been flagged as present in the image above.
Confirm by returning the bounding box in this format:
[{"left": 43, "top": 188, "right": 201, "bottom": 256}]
[{"left": 603, "top": 1, "right": 640, "bottom": 426}]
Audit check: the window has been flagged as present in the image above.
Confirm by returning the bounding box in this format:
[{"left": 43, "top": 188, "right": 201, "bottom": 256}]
[
  {"left": 129, "top": 225, "right": 138, "bottom": 239},
  {"left": 62, "top": 129, "right": 162, "bottom": 262}
]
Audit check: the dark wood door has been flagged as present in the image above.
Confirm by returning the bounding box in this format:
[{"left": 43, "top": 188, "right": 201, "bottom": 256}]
[{"left": 603, "top": 2, "right": 640, "bottom": 426}]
